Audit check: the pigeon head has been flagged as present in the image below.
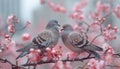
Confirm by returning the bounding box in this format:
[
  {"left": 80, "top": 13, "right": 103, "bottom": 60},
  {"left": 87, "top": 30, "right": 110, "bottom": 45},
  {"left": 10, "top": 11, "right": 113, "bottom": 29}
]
[
  {"left": 61, "top": 24, "right": 73, "bottom": 31},
  {"left": 46, "top": 20, "right": 60, "bottom": 29}
]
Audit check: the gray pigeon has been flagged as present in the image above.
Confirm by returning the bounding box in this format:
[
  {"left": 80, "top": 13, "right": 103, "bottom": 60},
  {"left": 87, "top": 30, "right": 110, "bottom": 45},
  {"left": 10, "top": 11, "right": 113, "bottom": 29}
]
[
  {"left": 61, "top": 24, "right": 103, "bottom": 59},
  {"left": 16, "top": 20, "right": 60, "bottom": 59}
]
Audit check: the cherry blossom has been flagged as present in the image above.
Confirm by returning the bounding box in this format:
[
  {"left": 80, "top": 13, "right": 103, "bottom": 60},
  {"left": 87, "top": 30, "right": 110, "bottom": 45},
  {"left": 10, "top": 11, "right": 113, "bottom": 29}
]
[
  {"left": 48, "top": 1, "right": 66, "bottom": 13},
  {"left": 25, "top": 21, "right": 31, "bottom": 28},
  {"left": 7, "top": 14, "right": 19, "bottom": 25},
  {"left": 27, "top": 48, "right": 42, "bottom": 63},
  {"left": 96, "top": 1, "right": 110, "bottom": 13},
  {"left": 114, "top": 5, "right": 120, "bottom": 18},
  {"left": 66, "top": 52, "right": 78, "bottom": 59},
  {"left": 45, "top": 46, "right": 63, "bottom": 60},
  {"left": 53, "top": 61, "right": 64, "bottom": 69},
  {"left": 69, "top": 12, "right": 85, "bottom": 20},
  {"left": 102, "top": 24, "right": 119, "bottom": 41},
  {"left": 8, "top": 25, "right": 15, "bottom": 33},
  {"left": 102, "top": 43, "right": 114, "bottom": 64},
  {"left": 22, "top": 33, "right": 31, "bottom": 41},
  {"left": 0, "top": 0, "right": 120, "bottom": 69},
  {"left": 90, "top": 12, "right": 100, "bottom": 20},
  {"left": 88, "top": 58, "right": 105, "bottom": 69},
  {"left": 73, "top": 0, "right": 88, "bottom": 11}
]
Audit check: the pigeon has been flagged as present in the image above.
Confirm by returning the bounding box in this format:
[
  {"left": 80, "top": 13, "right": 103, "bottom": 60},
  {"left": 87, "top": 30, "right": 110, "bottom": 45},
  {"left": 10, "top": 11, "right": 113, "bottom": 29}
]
[
  {"left": 16, "top": 20, "right": 60, "bottom": 59},
  {"left": 61, "top": 24, "right": 103, "bottom": 59}
]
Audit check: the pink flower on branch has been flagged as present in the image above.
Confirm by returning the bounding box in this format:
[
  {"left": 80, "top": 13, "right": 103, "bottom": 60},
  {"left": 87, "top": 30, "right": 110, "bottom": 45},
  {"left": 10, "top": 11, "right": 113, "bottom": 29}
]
[
  {"left": 7, "top": 14, "right": 19, "bottom": 25},
  {"left": 25, "top": 21, "right": 31, "bottom": 28},
  {"left": 73, "top": 0, "right": 88, "bottom": 11},
  {"left": 0, "top": 37, "right": 17, "bottom": 57},
  {"left": 102, "top": 43, "right": 114, "bottom": 64},
  {"left": 66, "top": 52, "right": 78, "bottom": 60},
  {"left": 96, "top": 1, "right": 110, "bottom": 13},
  {"left": 64, "top": 61, "right": 73, "bottom": 69},
  {"left": 114, "top": 5, "right": 120, "bottom": 18},
  {"left": 69, "top": 12, "right": 85, "bottom": 20},
  {"left": 27, "top": 48, "right": 42, "bottom": 63},
  {"left": 45, "top": 46, "right": 63, "bottom": 60},
  {"left": 8, "top": 25, "right": 15, "bottom": 33},
  {"left": 22, "top": 33, "right": 31, "bottom": 41},
  {"left": 53, "top": 60, "right": 64, "bottom": 69},
  {"left": 102, "top": 24, "right": 119, "bottom": 41},
  {"left": 48, "top": 1, "right": 66, "bottom": 13},
  {"left": 90, "top": 12, "right": 100, "bottom": 20},
  {"left": 88, "top": 58, "right": 105, "bottom": 69}
]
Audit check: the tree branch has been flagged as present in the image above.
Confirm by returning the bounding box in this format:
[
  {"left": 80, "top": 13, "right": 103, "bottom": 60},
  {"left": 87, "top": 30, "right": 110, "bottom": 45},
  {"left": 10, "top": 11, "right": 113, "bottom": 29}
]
[
  {"left": 0, "top": 58, "right": 26, "bottom": 69},
  {"left": 22, "top": 56, "right": 95, "bottom": 66}
]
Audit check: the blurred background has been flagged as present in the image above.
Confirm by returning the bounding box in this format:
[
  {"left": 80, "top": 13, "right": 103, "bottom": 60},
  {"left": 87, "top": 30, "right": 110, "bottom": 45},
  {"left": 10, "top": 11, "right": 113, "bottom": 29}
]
[
  {"left": 0, "top": 0, "right": 120, "bottom": 47},
  {"left": 0, "top": 0, "right": 120, "bottom": 69}
]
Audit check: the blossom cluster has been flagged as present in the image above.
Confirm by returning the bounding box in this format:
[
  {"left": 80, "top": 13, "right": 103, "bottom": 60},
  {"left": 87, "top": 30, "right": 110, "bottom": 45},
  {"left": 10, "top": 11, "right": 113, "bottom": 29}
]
[{"left": 0, "top": 0, "right": 120, "bottom": 69}]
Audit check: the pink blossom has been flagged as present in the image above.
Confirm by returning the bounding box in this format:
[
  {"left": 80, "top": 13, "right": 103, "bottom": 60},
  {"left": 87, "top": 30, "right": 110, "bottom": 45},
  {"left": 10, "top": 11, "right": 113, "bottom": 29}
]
[
  {"left": 73, "top": 0, "right": 87, "bottom": 11},
  {"left": 4, "top": 34, "right": 10, "bottom": 38},
  {"left": 0, "top": 38, "right": 17, "bottom": 56},
  {"left": 7, "top": 14, "right": 16, "bottom": 25},
  {"left": 22, "top": 33, "right": 31, "bottom": 41},
  {"left": 25, "top": 21, "right": 31, "bottom": 28},
  {"left": 48, "top": 1, "right": 66, "bottom": 13},
  {"left": 45, "top": 46, "right": 63, "bottom": 60},
  {"left": 6, "top": 40, "right": 17, "bottom": 56},
  {"left": 40, "top": 0, "right": 45, "bottom": 5},
  {"left": 96, "top": 1, "right": 103, "bottom": 13},
  {"left": 45, "top": 47, "right": 53, "bottom": 60},
  {"left": 90, "top": 12, "right": 100, "bottom": 19},
  {"left": 46, "top": 47, "right": 52, "bottom": 52},
  {"left": 88, "top": 59, "right": 105, "bottom": 69},
  {"left": 102, "top": 43, "right": 114, "bottom": 64},
  {"left": 0, "top": 49, "right": 2, "bottom": 53},
  {"left": 27, "top": 49, "right": 42, "bottom": 63},
  {"left": 96, "top": 1, "right": 110, "bottom": 13},
  {"left": 67, "top": 52, "right": 78, "bottom": 59},
  {"left": 114, "top": 5, "right": 120, "bottom": 18},
  {"left": 69, "top": 12, "right": 84, "bottom": 20},
  {"left": 73, "top": 24, "right": 83, "bottom": 31},
  {"left": 90, "top": 21, "right": 100, "bottom": 32},
  {"left": 7, "top": 14, "right": 19, "bottom": 25},
  {"left": 102, "top": 4, "right": 110, "bottom": 13},
  {"left": 29, "top": 48, "right": 35, "bottom": 52},
  {"left": 8, "top": 25, "right": 15, "bottom": 33},
  {"left": 102, "top": 24, "right": 119, "bottom": 41},
  {"left": 64, "top": 62, "right": 73, "bottom": 69},
  {"left": 53, "top": 61, "right": 64, "bottom": 69}
]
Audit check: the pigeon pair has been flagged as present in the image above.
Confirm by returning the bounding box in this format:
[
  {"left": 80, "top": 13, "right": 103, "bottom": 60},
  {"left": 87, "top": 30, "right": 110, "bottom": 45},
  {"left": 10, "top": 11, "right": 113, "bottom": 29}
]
[{"left": 16, "top": 20, "right": 103, "bottom": 59}]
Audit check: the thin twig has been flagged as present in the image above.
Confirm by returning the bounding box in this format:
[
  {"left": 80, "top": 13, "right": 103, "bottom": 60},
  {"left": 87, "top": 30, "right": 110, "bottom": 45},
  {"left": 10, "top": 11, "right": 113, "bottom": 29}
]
[
  {"left": 0, "top": 58, "right": 26, "bottom": 69},
  {"left": 90, "top": 34, "right": 102, "bottom": 43},
  {"left": 107, "top": 65, "right": 120, "bottom": 68},
  {"left": 76, "top": 21, "right": 90, "bottom": 39},
  {"left": 113, "top": 53, "right": 120, "bottom": 57},
  {"left": 22, "top": 57, "right": 95, "bottom": 66}
]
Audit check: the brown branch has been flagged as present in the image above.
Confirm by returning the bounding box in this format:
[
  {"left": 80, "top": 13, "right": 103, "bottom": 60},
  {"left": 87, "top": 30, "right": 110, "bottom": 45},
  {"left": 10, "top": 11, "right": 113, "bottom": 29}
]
[
  {"left": 22, "top": 56, "right": 95, "bottom": 66},
  {"left": 76, "top": 21, "right": 90, "bottom": 39},
  {"left": 113, "top": 53, "right": 120, "bottom": 58},
  {"left": 107, "top": 65, "right": 120, "bottom": 68},
  {"left": 0, "top": 58, "right": 26, "bottom": 69},
  {"left": 90, "top": 34, "right": 102, "bottom": 43}
]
